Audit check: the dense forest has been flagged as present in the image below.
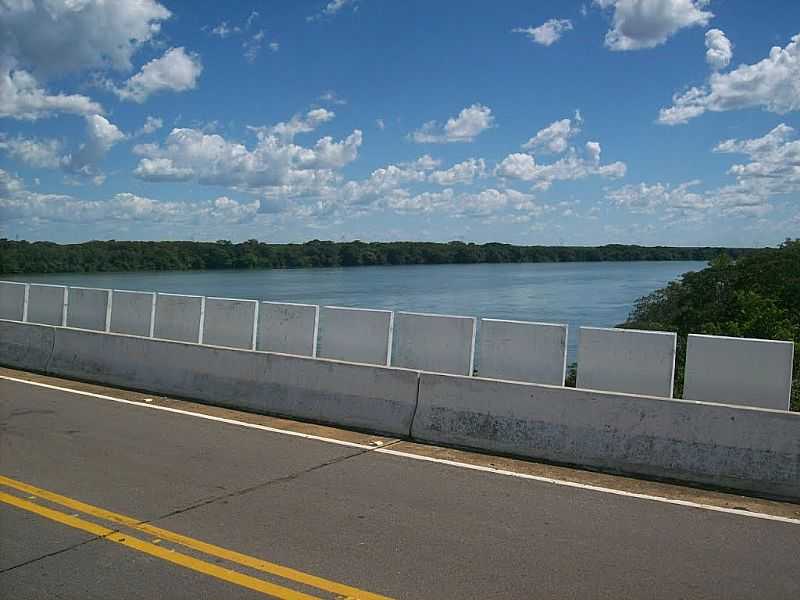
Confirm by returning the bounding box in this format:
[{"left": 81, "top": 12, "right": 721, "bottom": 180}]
[
  {"left": 0, "top": 239, "right": 755, "bottom": 275},
  {"left": 621, "top": 239, "right": 799, "bottom": 411}
]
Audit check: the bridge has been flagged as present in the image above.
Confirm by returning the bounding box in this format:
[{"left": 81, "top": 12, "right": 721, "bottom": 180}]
[{"left": 1, "top": 281, "right": 799, "bottom": 598}]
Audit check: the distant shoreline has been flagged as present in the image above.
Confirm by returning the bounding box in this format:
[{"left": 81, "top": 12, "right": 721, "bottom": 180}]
[{"left": 0, "top": 239, "right": 755, "bottom": 276}]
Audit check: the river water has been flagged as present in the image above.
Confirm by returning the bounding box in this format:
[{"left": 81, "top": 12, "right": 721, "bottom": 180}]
[{"left": 6, "top": 261, "right": 705, "bottom": 360}]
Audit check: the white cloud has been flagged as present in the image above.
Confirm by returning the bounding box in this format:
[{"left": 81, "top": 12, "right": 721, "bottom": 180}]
[
  {"left": 659, "top": 33, "right": 800, "bottom": 124},
  {"left": 115, "top": 47, "right": 202, "bottom": 103},
  {"left": 0, "top": 135, "right": 63, "bottom": 169},
  {"left": 513, "top": 19, "right": 573, "bottom": 46},
  {"left": 705, "top": 28, "right": 732, "bottom": 70},
  {"left": 269, "top": 42, "right": 280, "bottom": 53},
  {"left": 263, "top": 108, "right": 336, "bottom": 142},
  {"left": 133, "top": 158, "right": 194, "bottom": 182},
  {"left": 376, "top": 118, "right": 385, "bottom": 130},
  {"left": 0, "top": 67, "right": 103, "bottom": 120},
  {"left": 429, "top": 158, "right": 487, "bottom": 185},
  {"left": 594, "top": 0, "right": 712, "bottom": 51},
  {"left": 136, "top": 116, "right": 164, "bottom": 136},
  {"left": 243, "top": 30, "right": 265, "bottom": 63},
  {"left": 388, "top": 188, "right": 540, "bottom": 219},
  {"left": 308, "top": 0, "right": 358, "bottom": 22},
  {"left": 497, "top": 143, "right": 625, "bottom": 190},
  {"left": 606, "top": 180, "right": 709, "bottom": 215},
  {"left": 211, "top": 22, "right": 241, "bottom": 38},
  {"left": 63, "top": 114, "right": 125, "bottom": 180},
  {"left": 411, "top": 104, "right": 494, "bottom": 144},
  {"left": 0, "top": 0, "right": 171, "bottom": 77},
  {"left": 319, "top": 90, "right": 347, "bottom": 105},
  {"left": 522, "top": 113, "right": 582, "bottom": 153}
]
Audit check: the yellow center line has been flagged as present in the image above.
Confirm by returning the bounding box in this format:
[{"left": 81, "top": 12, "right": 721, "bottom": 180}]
[
  {"left": 0, "top": 491, "right": 319, "bottom": 600},
  {"left": 0, "top": 475, "right": 394, "bottom": 600}
]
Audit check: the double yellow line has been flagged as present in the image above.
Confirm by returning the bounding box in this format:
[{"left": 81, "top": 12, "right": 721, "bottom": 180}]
[{"left": 0, "top": 475, "right": 393, "bottom": 600}]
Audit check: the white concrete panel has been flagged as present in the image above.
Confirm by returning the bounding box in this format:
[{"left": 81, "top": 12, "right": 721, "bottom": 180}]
[
  {"left": 153, "top": 293, "right": 203, "bottom": 343},
  {"left": 66, "top": 287, "right": 110, "bottom": 331},
  {"left": 27, "top": 284, "right": 66, "bottom": 326},
  {"left": 202, "top": 297, "right": 258, "bottom": 350},
  {"left": 0, "top": 281, "right": 26, "bottom": 321},
  {"left": 317, "top": 306, "right": 392, "bottom": 365},
  {"left": 412, "top": 371, "right": 800, "bottom": 501},
  {"left": 257, "top": 301, "right": 318, "bottom": 356},
  {"left": 391, "top": 311, "right": 476, "bottom": 376},
  {"left": 110, "top": 290, "right": 155, "bottom": 337},
  {"left": 684, "top": 334, "right": 794, "bottom": 411},
  {"left": 577, "top": 327, "right": 676, "bottom": 398},
  {"left": 477, "top": 319, "right": 567, "bottom": 385}
]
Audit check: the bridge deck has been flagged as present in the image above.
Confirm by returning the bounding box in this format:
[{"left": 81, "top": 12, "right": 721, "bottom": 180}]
[{"left": 1, "top": 368, "right": 798, "bottom": 599}]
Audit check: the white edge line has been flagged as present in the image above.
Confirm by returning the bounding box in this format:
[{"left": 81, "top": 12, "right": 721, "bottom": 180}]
[{"left": 2, "top": 374, "right": 798, "bottom": 527}]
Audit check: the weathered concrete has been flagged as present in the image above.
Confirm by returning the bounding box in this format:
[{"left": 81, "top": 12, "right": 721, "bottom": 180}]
[
  {"left": 256, "top": 301, "right": 318, "bottom": 356},
  {"left": 0, "top": 281, "right": 26, "bottom": 321},
  {"left": 153, "top": 293, "right": 203, "bottom": 343},
  {"left": 202, "top": 297, "right": 257, "bottom": 350},
  {"left": 391, "top": 311, "right": 476, "bottom": 375},
  {"left": 317, "top": 306, "right": 392, "bottom": 365},
  {"left": 476, "top": 319, "right": 567, "bottom": 385},
  {"left": 0, "top": 321, "right": 418, "bottom": 437},
  {"left": 109, "top": 290, "right": 155, "bottom": 337},
  {"left": 65, "top": 287, "right": 110, "bottom": 332},
  {"left": 684, "top": 334, "right": 795, "bottom": 411},
  {"left": 412, "top": 372, "right": 800, "bottom": 501},
  {"left": 577, "top": 327, "right": 677, "bottom": 398},
  {"left": 26, "top": 284, "right": 66, "bottom": 326}
]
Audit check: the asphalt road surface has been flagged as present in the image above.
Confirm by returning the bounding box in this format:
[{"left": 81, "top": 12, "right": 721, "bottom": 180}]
[{"left": 1, "top": 371, "right": 799, "bottom": 599}]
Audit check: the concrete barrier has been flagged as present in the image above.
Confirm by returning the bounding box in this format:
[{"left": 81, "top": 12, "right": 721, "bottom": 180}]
[
  {"left": 577, "top": 327, "right": 676, "bottom": 398},
  {"left": 153, "top": 293, "right": 203, "bottom": 343},
  {"left": 256, "top": 301, "right": 318, "bottom": 357},
  {"left": 391, "top": 311, "right": 476, "bottom": 376},
  {"left": 110, "top": 290, "right": 155, "bottom": 337},
  {"left": 684, "top": 334, "right": 794, "bottom": 411},
  {"left": 317, "top": 306, "right": 392, "bottom": 365},
  {"left": 476, "top": 319, "right": 567, "bottom": 385},
  {"left": 0, "top": 281, "right": 26, "bottom": 321},
  {"left": 26, "top": 284, "right": 66, "bottom": 326},
  {"left": 0, "top": 320, "right": 418, "bottom": 437},
  {"left": 412, "top": 372, "right": 800, "bottom": 500},
  {"left": 202, "top": 297, "right": 257, "bottom": 350},
  {"left": 66, "top": 287, "right": 111, "bottom": 331}
]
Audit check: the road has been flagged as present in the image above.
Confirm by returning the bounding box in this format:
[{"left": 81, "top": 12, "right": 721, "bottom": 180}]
[{"left": 1, "top": 369, "right": 799, "bottom": 599}]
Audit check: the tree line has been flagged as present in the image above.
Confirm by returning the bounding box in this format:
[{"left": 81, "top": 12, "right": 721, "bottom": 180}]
[{"left": 0, "top": 239, "right": 755, "bottom": 275}]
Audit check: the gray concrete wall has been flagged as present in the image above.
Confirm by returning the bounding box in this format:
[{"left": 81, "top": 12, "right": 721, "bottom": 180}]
[
  {"left": 684, "top": 334, "right": 794, "bottom": 411},
  {"left": 0, "top": 320, "right": 417, "bottom": 437},
  {"left": 0, "top": 281, "right": 26, "bottom": 321},
  {"left": 66, "top": 287, "right": 110, "bottom": 331},
  {"left": 391, "top": 311, "right": 476, "bottom": 375},
  {"left": 202, "top": 297, "right": 257, "bottom": 350},
  {"left": 110, "top": 290, "right": 155, "bottom": 337},
  {"left": 412, "top": 372, "right": 800, "bottom": 501},
  {"left": 476, "top": 319, "right": 567, "bottom": 385},
  {"left": 26, "top": 284, "right": 66, "bottom": 326},
  {"left": 317, "top": 306, "right": 392, "bottom": 365},
  {"left": 256, "top": 301, "right": 318, "bottom": 357},
  {"left": 577, "top": 327, "right": 676, "bottom": 398},
  {"left": 153, "top": 293, "right": 203, "bottom": 343}
]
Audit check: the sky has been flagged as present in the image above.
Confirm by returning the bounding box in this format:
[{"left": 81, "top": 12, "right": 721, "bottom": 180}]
[{"left": 1, "top": 0, "right": 799, "bottom": 246}]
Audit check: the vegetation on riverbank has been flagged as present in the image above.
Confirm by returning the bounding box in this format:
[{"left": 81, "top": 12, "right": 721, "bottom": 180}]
[
  {"left": 0, "top": 239, "right": 754, "bottom": 275},
  {"left": 622, "top": 239, "right": 800, "bottom": 411}
]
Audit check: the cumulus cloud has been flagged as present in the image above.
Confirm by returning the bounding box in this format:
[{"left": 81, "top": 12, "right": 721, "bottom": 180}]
[
  {"left": 387, "top": 188, "right": 540, "bottom": 219},
  {"left": 411, "top": 104, "right": 494, "bottom": 144},
  {"left": 210, "top": 22, "right": 241, "bottom": 38},
  {"left": 606, "top": 180, "right": 709, "bottom": 215},
  {"left": 136, "top": 116, "right": 164, "bottom": 137},
  {"left": 115, "top": 47, "right": 202, "bottom": 103},
  {"left": 429, "top": 158, "right": 487, "bottom": 185},
  {"left": 513, "top": 19, "right": 573, "bottom": 46},
  {"left": 0, "top": 67, "right": 103, "bottom": 120},
  {"left": 243, "top": 30, "right": 265, "bottom": 63},
  {"left": 522, "top": 113, "right": 582, "bottom": 153},
  {"left": 307, "top": 0, "right": 359, "bottom": 22},
  {"left": 0, "top": 135, "right": 64, "bottom": 169},
  {"left": 659, "top": 33, "right": 800, "bottom": 124},
  {"left": 594, "top": 0, "right": 712, "bottom": 50},
  {"left": 63, "top": 114, "right": 125, "bottom": 180},
  {"left": 262, "top": 108, "right": 336, "bottom": 142},
  {"left": 705, "top": 28, "right": 732, "bottom": 70},
  {"left": 496, "top": 146, "right": 626, "bottom": 190}
]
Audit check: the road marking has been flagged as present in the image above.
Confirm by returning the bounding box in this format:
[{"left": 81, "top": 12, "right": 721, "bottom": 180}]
[
  {"left": 2, "top": 374, "right": 799, "bottom": 526},
  {"left": 0, "top": 491, "right": 320, "bottom": 600},
  {"left": 0, "top": 475, "right": 393, "bottom": 600}
]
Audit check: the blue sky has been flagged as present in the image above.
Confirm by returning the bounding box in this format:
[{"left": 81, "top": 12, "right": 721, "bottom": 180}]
[{"left": 1, "top": 0, "right": 799, "bottom": 246}]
